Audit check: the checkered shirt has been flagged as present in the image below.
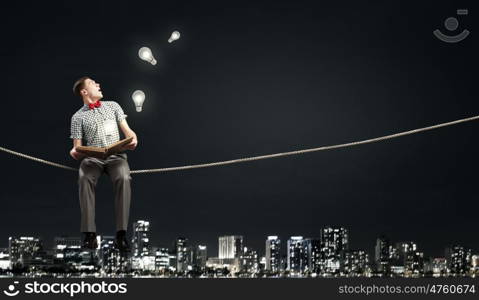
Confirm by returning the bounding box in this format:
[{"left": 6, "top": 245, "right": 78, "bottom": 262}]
[{"left": 70, "top": 100, "right": 128, "bottom": 148}]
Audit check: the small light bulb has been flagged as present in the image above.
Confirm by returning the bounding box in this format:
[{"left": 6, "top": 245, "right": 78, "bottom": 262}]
[
  {"left": 138, "top": 47, "right": 157, "bottom": 65},
  {"left": 132, "top": 90, "right": 146, "bottom": 112},
  {"left": 168, "top": 31, "right": 181, "bottom": 43}
]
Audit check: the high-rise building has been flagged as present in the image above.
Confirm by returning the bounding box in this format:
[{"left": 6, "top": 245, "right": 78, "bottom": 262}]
[
  {"left": 389, "top": 244, "right": 404, "bottom": 275},
  {"left": 9, "top": 236, "right": 44, "bottom": 269},
  {"left": 305, "top": 238, "right": 321, "bottom": 274},
  {"left": 395, "top": 242, "right": 423, "bottom": 276},
  {"left": 176, "top": 237, "right": 190, "bottom": 273},
  {"left": 446, "top": 245, "right": 472, "bottom": 275},
  {"left": 375, "top": 235, "right": 391, "bottom": 274},
  {"left": 240, "top": 247, "right": 258, "bottom": 274},
  {"left": 424, "top": 258, "right": 447, "bottom": 277},
  {"left": 154, "top": 247, "right": 170, "bottom": 271},
  {"left": 343, "top": 250, "right": 369, "bottom": 276},
  {"left": 265, "top": 236, "right": 281, "bottom": 272},
  {"left": 131, "top": 221, "right": 156, "bottom": 271},
  {"left": 320, "top": 227, "right": 348, "bottom": 274},
  {"left": 287, "top": 236, "right": 307, "bottom": 274},
  {"left": 219, "top": 236, "right": 243, "bottom": 259},
  {"left": 132, "top": 220, "right": 150, "bottom": 257},
  {"left": 99, "top": 236, "right": 129, "bottom": 272},
  {"left": 195, "top": 245, "right": 207, "bottom": 270}
]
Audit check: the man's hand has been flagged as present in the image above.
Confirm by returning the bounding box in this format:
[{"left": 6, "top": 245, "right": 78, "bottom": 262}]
[
  {"left": 70, "top": 147, "right": 85, "bottom": 160},
  {"left": 122, "top": 138, "right": 138, "bottom": 151}
]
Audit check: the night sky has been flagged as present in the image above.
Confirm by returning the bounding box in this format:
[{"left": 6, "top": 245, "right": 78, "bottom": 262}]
[{"left": 0, "top": 0, "right": 476, "bottom": 259}]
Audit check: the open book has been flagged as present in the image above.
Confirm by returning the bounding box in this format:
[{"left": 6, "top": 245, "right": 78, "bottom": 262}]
[{"left": 76, "top": 137, "right": 134, "bottom": 159}]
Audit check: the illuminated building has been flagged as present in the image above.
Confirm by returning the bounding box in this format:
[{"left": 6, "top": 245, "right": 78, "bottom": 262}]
[
  {"left": 287, "top": 236, "right": 307, "bottom": 274},
  {"left": 219, "top": 236, "right": 243, "bottom": 259},
  {"left": 265, "top": 236, "right": 281, "bottom": 272},
  {"left": 195, "top": 245, "right": 207, "bottom": 269},
  {"left": 0, "top": 248, "right": 10, "bottom": 270},
  {"left": 176, "top": 237, "right": 192, "bottom": 273},
  {"left": 320, "top": 227, "right": 348, "bottom": 274},
  {"left": 446, "top": 245, "right": 472, "bottom": 275},
  {"left": 8, "top": 236, "right": 46, "bottom": 269},
  {"left": 343, "top": 250, "right": 369, "bottom": 276},
  {"left": 240, "top": 246, "right": 258, "bottom": 274},
  {"left": 132, "top": 220, "right": 150, "bottom": 257},
  {"left": 305, "top": 238, "right": 321, "bottom": 274},
  {"left": 375, "top": 235, "right": 391, "bottom": 274}
]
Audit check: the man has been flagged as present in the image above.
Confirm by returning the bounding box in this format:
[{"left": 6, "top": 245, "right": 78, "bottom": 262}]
[{"left": 69, "top": 76, "right": 138, "bottom": 252}]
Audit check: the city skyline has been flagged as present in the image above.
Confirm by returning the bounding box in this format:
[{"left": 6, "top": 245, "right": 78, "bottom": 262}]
[
  {"left": 1, "top": 219, "right": 477, "bottom": 278},
  {"left": 0, "top": 220, "right": 476, "bottom": 261}
]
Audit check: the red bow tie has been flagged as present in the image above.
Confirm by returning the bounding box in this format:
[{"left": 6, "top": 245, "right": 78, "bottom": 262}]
[{"left": 88, "top": 101, "right": 101, "bottom": 110}]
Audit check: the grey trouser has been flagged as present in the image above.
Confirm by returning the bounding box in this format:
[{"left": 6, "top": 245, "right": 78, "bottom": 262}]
[{"left": 78, "top": 153, "right": 132, "bottom": 233}]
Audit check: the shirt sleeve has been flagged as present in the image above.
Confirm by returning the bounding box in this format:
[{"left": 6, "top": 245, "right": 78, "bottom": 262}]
[
  {"left": 70, "top": 115, "right": 83, "bottom": 139},
  {"left": 112, "top": 101, "right": 127, "bottom": 123}
]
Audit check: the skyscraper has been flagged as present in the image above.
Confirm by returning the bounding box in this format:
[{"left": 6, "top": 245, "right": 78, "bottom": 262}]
[
  {"left": 320, "top": 227, "right": 348, "bottom": 274},
  {"left": 99, "top": 236, "right": 127, "bottom": 273},
  {"left": 176, "top": 237, "right": 190, "bottom": 273},
  {"left": 131, "top": 220, "right": 150, "bottom": 257},
  {"left": 343, "top": 250, "right": 369, "bottom": 276},
  {"left": 218, "top": 235, "right": 243, "bottom": 259},
  {"left": 375, "top": 235, "right": 391, "bottom": 274},
  {"left": 446, "top": 245, "right": 472, "bottom": 275},
  {"left": 240, "top": 247, "right": 259, "bottom": 274},
  {"left": 154, "top": 247, "right": 170, "bottom": 271},
  {"left": 131, "top": 220, "right": 156, "bottom": 271},
  {"left": 424, "top": 257, "right": 447, "bottom": 277},
  {"left": 305, "top": 238, "right": 321, "bottom": 274},
  {"left": 287, "top": 236, "right": 308, "bottom": 274},
  {"left": 9, "top": 236, "right": 44, "bottom": 269},
  {"left": 396, "top": 242, "right": 423, "bottom": 276},
  {"left": 195, "top": 245, "right": 207, "bottom": 270},
  {"left": 265, "top": 236, "right": 281, "bottom": 273}
]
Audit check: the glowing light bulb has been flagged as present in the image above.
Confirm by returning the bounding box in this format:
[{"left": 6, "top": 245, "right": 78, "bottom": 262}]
[
  {"left": 138, "top": 47, "right": 157, "bottom": 65},
  {"left": 132, "top": 90, "right": 145, "bottom": 112},
  {"left": 168, "top": 31, "right": 181, "bottom": 43}
]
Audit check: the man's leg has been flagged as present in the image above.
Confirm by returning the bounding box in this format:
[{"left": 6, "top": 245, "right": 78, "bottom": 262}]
[
  {"left": 79, "top": 157, "right": 104, "bottom": 233},
  {"left": 105, "top": 154, "right": 132, "bottom": 232}
]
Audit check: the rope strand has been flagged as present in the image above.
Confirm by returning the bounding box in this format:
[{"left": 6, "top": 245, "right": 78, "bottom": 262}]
[{"left": 1, "top": 115, "right": 478, "bottom": 174}]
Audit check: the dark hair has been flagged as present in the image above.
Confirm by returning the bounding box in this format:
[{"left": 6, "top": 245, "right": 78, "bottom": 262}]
[{"left": 73, "top": 76, "right": 90, "bottom": 97}]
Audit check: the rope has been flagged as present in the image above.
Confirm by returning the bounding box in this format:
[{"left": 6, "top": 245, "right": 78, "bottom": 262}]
[
  {"left": 0, "top": 146, "right": 77, "bottom": 172},
  {"left": 1, "top": 115, "right": 478, "bottom": 174}
]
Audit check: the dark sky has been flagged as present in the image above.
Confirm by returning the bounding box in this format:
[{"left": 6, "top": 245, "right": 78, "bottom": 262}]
[{"left": 0, "top": 0, "right": 476, "bottom": 259}]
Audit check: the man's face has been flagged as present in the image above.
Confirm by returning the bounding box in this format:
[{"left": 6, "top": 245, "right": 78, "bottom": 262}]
[{"left": 81, "top": 78, "right": 103, "bottom": 100}]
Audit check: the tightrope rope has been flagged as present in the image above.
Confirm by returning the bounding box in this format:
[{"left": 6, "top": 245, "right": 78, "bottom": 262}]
[
  {"left": 0, "top": 146, "right": 77, "bottom": 171},
  {"left": 1, "top": 115, "right": 478, "bottom": 174}
]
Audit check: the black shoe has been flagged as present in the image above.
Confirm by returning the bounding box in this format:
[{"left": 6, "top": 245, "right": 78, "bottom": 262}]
[
  {"left": 114, "top": 231, "right": 131, "bottom": 253},
  {"left": 82, "top": 232, "right": 98, "bottom": 249}
]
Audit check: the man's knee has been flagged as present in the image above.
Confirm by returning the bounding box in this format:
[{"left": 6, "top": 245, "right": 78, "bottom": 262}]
[
  {"left": 110, "top": 159, "right": 131, "bottom": 184},
  {"left": 112, "top": 171, "right": 132, "bottom": 184},
  {"left": 78, "top": 160, "right": 101, "bottom": 185},
  {"left": 78, "top": 171, "right": 97, "bottom": 185}
]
